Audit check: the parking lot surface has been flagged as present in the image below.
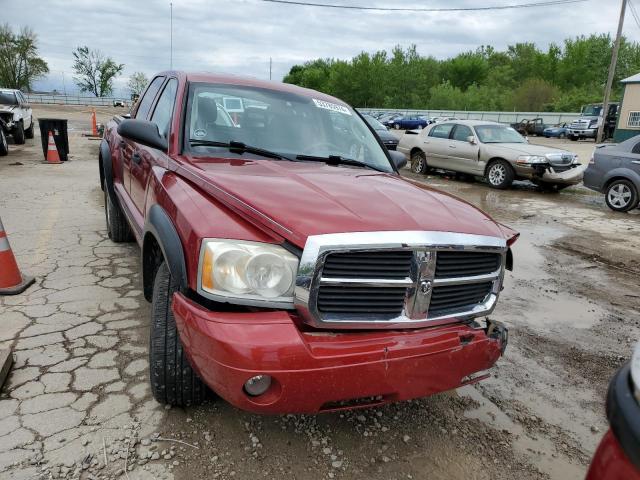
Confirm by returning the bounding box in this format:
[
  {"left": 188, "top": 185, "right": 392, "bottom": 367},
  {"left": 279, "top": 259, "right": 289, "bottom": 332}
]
[{"left": 0, "top": 105, "right": 638, "bottom": 480}]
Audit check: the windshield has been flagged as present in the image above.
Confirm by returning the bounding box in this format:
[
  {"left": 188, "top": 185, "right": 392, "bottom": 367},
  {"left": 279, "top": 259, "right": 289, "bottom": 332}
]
[
  {"left": 0, "top": 92, "right": 17, "bottom": 106},
  {"left": 186, "top": 83, "right": 393, "bottom": 172},
  {"left": 475, "top": 124, "right": 526, "bottom": 144},
  {"left": 363, "top": 114, "right": 386, "bottom": 131},
  {"left": 582, "top": 105, "right": 602, "bottom": 116}
]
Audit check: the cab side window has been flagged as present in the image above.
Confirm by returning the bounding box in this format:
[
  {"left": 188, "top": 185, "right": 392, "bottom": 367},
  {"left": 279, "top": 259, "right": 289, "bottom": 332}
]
[
  {"left": 631, "top": 141, "right": 640, "bottom": 155},
  {"left": 452, "top": 125, "right": 472, "bottom": 142},
  {"left": 429, "top": 124, "right": 454, "bottom": 139},
  {"left": 150, "top": 79, "right": 178, "bottom": 137},
  {"left": 135, "top": 76, "right": 165, "bottom": 120}
]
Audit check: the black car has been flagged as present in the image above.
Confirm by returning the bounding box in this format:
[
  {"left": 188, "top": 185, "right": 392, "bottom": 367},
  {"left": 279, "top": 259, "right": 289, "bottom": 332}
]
[{"left": 363, "top": 114, "right": 399, "bottom": 150}]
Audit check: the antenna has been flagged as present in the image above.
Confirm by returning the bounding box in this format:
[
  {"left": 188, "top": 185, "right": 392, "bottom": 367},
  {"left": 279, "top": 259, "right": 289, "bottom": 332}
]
[{"left": 170, "top": 2, "right": 173, "bottom": 69}]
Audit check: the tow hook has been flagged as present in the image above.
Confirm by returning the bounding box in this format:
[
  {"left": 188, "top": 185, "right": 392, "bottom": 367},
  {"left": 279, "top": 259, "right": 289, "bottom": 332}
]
[{"left": 486, "top": 319, "right": 508, "bottom": 355}]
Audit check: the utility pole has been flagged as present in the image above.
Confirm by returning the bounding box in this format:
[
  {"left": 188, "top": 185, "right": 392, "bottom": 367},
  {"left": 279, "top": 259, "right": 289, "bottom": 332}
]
[
  {"left": 597, "top": 0, "right": 627, "bottom": 143},
  {"left": 170, "top": 2, "right": 173, "bottom": 70},
  {"left": 269, "top": 57, "right": 272, "bottom": 81}
]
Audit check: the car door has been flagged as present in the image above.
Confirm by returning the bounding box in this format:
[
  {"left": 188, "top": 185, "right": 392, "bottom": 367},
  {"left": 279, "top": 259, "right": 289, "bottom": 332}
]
[
  {"left": 121, "top": 76, "right": 165, "bottom": 198},
  {"left": 422, "top": 123, "right": 454, "bottom": 168},
  {"left": 130, "top": 77, "right": 178, "bottom": 216},
  {"left": 448, "top": 124, "right": 481, "bottom": 174}
]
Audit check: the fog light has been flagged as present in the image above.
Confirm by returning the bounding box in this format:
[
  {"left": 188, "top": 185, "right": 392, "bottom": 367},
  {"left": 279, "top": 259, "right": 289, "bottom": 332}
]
[{"left": 244, "top": 375, "right": 272, "bottom": 396}]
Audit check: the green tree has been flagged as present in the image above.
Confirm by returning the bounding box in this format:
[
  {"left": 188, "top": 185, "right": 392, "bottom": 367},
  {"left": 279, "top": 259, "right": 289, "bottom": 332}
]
[
  {"left": 0, "top": 24, "right": 49, "bottom": 91},
  {"left": 72, "top": 46, "right": 124, "bottom": 97},
  {"left": 512, "top": 78, "right": 558, "bottom": 111},
  {"left": 127, "top": 71, "right": 149, "bottom": 96}
]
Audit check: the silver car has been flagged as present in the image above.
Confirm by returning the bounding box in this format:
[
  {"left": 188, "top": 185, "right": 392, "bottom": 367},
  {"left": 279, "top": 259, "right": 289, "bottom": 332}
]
[
  {"left": 398, "top": 120, "right": 585, "bottom": 189},
  {"left": 584, "top": 136, "right": 640, "bottom": 212}
]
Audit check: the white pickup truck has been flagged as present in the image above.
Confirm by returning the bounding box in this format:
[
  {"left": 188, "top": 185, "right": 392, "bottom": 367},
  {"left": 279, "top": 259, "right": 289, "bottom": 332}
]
[{"left": 0, "top": 89, "right": 34, "bottom": 147}]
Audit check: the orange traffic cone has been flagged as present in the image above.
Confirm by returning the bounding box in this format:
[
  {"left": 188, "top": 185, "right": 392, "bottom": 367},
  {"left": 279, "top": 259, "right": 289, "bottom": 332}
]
[
  {"left": 91, "top": 109, "right": 98, "bottom": 136},
  {"left": 45, "top": 131, "right": 62, "bottom": 164},
  {"left": 0, "top": 217, "right": 34, "bottom": 295}
]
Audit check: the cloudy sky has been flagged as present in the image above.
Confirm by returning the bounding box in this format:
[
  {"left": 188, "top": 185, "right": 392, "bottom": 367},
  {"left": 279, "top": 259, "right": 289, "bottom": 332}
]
[{"left": 3, "top": 0, "right": 638, "bottom": 96}]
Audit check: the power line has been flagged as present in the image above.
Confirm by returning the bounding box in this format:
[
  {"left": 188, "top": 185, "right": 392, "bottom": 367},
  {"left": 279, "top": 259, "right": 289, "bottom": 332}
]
[
  {"left": 629, "top": 0, "right": 640, "bottom": 29},
  {"left": 259, "top": 0, "right": 587, "bottom": 12}
]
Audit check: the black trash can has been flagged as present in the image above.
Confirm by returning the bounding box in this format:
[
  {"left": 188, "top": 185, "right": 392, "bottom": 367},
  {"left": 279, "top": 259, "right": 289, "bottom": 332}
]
[{"left": 38, "top": 118, "right": 69, "bottom": 161}]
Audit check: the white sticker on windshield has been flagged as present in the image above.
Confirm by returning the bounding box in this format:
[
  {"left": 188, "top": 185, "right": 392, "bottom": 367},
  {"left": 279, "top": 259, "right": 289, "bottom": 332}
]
[{"left": 312, "top": 98, "right": 352, "bottom": 116}]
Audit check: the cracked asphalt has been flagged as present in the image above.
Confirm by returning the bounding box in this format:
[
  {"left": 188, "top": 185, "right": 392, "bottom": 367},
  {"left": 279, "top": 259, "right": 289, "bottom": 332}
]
[
  {"left": 0, "top": 105, "right": 638, "bottom": 480},
  {"left": 0, "top": 106, "right": 169, "bottom": 479}
]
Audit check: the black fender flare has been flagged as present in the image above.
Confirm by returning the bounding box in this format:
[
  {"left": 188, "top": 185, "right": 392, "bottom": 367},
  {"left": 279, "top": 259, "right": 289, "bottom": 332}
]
[
  {"left": 100, "top": 139, "right": 112, "bottom": 196},
  {"left": 142, "top": 204, "right": 188, "bottom": 300}
]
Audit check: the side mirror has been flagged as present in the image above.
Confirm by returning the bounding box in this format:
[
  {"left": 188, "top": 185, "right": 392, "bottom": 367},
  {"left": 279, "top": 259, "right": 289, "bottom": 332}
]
[
  {"left": 467, "top": 135, "right": 477, "bottom": 145},
  {"left": 389, "top": 150, "right": 407, "bottom": 170},
  {"left": 117, "top": 119, "right": 167, "bottom": 151}
]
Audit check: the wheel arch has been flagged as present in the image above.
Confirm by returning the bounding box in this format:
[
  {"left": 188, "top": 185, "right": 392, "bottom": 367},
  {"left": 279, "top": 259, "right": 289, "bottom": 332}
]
[
  {"left": 409, "top": 147, "right": 424, "bottom": 157},
  {"left": 142, "top": 205, "right": 188, "bottom": 302},
  {"left": 603, "top": 172, "right": 640, "bottom": 191},
  {"left": 484, "top": 157, "right": 513, "bottom": 176}
]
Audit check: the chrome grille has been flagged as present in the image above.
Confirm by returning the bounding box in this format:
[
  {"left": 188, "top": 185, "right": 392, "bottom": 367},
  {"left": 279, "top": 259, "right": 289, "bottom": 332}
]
[
  {"left": 322, "top": 250, "right": 413, "bottom": 279},
  {"left": 435, "top": 252, "right": 500, "bottom": 279},
  {"left": 295, "top": 231, "right": 507, "bottom": 329},
  {"left": 428, "top": 282, "right": 493, "bottom": 316},
  {"left": 317, "top": 285, "right": 407, "bottom": 314}
]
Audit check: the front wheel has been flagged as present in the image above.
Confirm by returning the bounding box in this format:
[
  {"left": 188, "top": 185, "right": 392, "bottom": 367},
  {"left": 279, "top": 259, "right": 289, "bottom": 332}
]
[
  {"left": 0, "top": 129, "right": 8, "bottom": 156},
  {"left": 24, "top": 120, "right": 34, "bottom": 139},
  {"left": 605, "top": 179, "right": 639, "bottom": 212},
  {"left": 12, "top": 122, "right": 25, "bottom": 144},
  {"left": 410, "top": 151, "right": 428, "bottom": 174},
  {"left": 486, "top": 160, "right": 514, "bottom": 189},
  {"left": 149, "top": 262, "right": 209, "bottom": 407},
  {"left": 394, "top": 124, "right": 400, "bottom": 130}
]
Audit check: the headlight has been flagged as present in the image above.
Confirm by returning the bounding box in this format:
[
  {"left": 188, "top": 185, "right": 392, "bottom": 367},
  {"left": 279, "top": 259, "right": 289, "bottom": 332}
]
[
  {"left": 589, "top": 120, "right": 598, "bottom": 128},
  {"left": 516, "top": 155, "right": 547, "bottom": 165},
  {"left": 199, "top": 239, "right": 299, "bottom": 307}
]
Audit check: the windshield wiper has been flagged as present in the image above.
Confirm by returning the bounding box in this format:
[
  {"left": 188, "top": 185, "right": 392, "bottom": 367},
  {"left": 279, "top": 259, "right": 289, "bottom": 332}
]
[
  {"left": 295, "top": 154, "right": 386, "bottom": 172},
  {"left": 189, "top": 139, "right": 288, "bottom": 161}
]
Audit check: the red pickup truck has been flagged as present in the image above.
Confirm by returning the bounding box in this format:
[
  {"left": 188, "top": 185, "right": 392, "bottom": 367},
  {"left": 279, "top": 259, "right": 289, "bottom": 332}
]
[{"left": 100, "top": 71, "right": 518, "bottom": 413}]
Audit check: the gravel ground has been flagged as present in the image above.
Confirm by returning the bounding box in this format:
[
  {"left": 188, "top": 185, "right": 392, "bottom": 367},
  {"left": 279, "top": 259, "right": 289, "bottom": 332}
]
[{"left": 0, "top": 105, "right": 638, "bottom": 480}]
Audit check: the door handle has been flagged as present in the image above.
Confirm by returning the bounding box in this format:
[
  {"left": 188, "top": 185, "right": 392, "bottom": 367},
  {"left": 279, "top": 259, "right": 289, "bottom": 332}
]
[
  {"left": 132, "top": 152, "right": 142, "bottom": 165},
  {"left": 448, "top": 145, "right": 456, "bottom": 148}
]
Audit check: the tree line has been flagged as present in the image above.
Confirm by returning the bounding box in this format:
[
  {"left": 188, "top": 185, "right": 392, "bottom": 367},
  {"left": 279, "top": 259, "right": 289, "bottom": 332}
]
[{"left": 284, "top": 35, "right": 640, "bottom": 112}]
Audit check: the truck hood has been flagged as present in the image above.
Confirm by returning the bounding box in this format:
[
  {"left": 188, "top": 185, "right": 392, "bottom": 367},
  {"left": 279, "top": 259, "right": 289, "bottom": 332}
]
[
  {"left": 482, "top": 143, "right": 574, "bottom": 157},
  {"left": 176, "top": 156, "right": 508, "bottom": 248}
]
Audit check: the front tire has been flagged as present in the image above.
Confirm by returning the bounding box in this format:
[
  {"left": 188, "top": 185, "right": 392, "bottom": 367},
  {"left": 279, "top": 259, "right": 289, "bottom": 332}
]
[
  {"left": 12, "top": 121, "right": 25, "bottom": 144},
  {"left": 150, "top": 262, "right": 208, "bottom": 407},
  {"left": 24, "top": 120, "right": 34, "bottom": 139},
  {"left": 486, "top": 160, "right": 514, "bottom": 189},
  {"left": 410, "top": 150, "right": 428, "bottom": 174},
  {"left": 0, "top": 129, "right": 8, "bottom": 156},
  {"left": 394, "top": 124, "right": 400, "bottom": 130},
  {"left": 605, "top": 179, "right": 639, "bottom": 212},
  {"left": 104, "top": 188, "right": 134, "bottom": 242}
]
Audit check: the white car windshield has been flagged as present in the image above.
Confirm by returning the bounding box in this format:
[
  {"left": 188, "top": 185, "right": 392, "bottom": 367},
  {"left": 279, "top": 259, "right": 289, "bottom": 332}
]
[
  {"left": 475, "top": 125, "right": 526, "bottom": 144},
  {"left": 186, "top": 83, "right": 394, "bottom": 172}
]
